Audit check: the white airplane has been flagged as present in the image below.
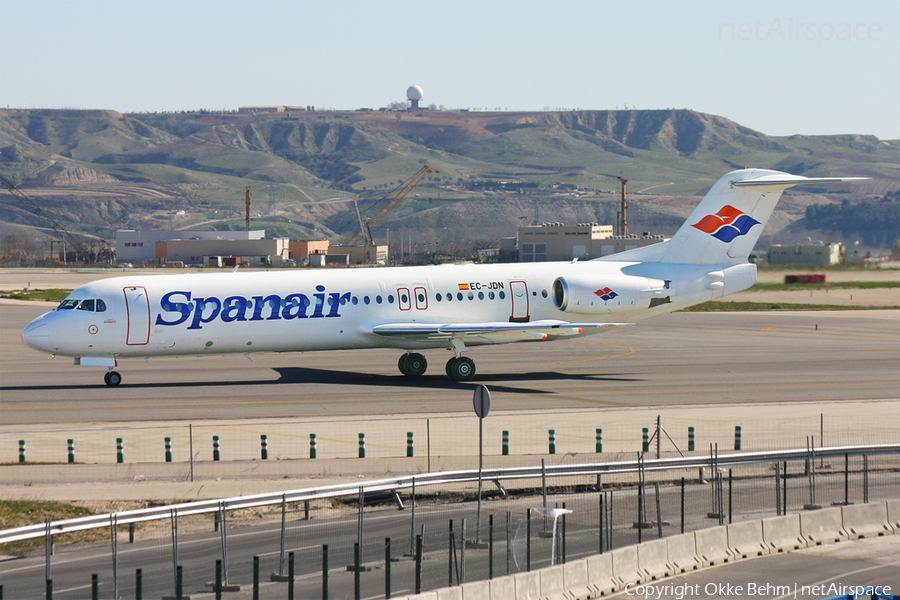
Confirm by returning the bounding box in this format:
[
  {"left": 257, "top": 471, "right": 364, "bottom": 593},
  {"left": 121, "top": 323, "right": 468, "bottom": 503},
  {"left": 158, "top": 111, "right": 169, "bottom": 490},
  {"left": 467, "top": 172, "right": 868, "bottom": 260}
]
[{"left": 22, "top": 169, "right": 864, "bottom": 386}]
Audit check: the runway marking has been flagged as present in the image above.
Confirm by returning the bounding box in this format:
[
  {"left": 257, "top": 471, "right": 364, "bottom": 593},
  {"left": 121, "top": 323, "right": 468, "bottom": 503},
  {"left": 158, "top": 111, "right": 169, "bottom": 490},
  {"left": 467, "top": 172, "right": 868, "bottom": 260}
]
[
  {"left": 487, "top": 344, "right": 637, "bottom": 370},
  {"left": 760, "top": 324, "right": 898, "bottom": 339}
]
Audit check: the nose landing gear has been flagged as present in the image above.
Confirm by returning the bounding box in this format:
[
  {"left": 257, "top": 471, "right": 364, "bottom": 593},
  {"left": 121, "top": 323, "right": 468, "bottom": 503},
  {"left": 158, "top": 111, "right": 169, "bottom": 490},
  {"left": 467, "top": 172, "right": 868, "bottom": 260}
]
[{"left": 104, "top": 370, "right": 122, "bottom": 386}]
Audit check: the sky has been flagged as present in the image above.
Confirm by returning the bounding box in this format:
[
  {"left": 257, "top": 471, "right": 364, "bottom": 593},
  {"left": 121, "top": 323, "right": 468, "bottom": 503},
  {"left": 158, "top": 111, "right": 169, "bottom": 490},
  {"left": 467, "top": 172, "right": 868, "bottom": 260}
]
[{"left": 2, "top": 0, "right": 898, "bottom": 139}]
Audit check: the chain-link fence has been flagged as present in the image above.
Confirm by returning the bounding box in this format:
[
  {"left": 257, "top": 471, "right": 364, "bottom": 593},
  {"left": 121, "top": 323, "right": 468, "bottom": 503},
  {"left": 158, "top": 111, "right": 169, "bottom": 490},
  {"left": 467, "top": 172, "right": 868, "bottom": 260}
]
[{"left": 1, "top": 445, "right": 897, "bottom": 599}]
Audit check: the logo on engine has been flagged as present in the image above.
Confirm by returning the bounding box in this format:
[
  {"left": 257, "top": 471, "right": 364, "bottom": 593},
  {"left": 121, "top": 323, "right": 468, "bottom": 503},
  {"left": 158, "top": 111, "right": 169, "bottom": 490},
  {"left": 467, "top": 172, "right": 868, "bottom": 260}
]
[
  {"left": 594, "top": 287, "right": 618, "bottom": 301},
  {"left": 691, "top": 205, "right": 760, "bottom": 243}
]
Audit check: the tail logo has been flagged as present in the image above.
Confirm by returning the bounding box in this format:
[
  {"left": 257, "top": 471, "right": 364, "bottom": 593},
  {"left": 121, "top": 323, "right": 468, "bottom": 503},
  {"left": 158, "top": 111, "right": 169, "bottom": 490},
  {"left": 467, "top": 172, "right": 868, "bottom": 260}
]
[
  {"left": 594, "top": 287, "right": 618, "bottom": 301},
  {"left": 691, "top": 205, "right": 760, "bottom": 243}
]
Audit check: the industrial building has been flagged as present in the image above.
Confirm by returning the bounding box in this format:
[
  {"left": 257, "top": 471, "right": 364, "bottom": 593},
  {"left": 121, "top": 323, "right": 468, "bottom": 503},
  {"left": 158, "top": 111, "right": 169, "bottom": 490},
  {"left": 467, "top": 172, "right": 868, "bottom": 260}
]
[
  {"left": 517, "top": 222, "right": 667, "bottom": 262},
  {"left": 767, "top": 242, "right": 842, "bottom": 265},
  {"left": 116, "top": 230, "right": 266, "bottom": 263},
  {"left": 158, "top": 238, "right": 291, "bottom": 268}
]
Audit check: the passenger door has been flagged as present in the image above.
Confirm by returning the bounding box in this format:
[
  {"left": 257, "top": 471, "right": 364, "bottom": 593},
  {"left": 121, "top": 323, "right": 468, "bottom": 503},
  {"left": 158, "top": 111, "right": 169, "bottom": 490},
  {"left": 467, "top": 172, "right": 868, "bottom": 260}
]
[{"left": 123, "top": 286, "right": 151, "bottom": 345}]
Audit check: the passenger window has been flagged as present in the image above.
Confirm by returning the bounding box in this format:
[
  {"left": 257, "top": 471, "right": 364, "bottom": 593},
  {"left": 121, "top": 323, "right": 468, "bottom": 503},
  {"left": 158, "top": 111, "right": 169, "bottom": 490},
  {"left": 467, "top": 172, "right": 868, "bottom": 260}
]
[
  {"left": 364, "top": 296, "right": 371, "bottom": 305},
  {"left": 467, "top": 292, "right": 474, "bottom": 301},
  {"left": 77, "top": 299, "right": 95, "bottom": 312},
  {"left": 351, "top": 296, "right": 359, "bottom": 305},
  {"left": 401, "top": 293, "right": 408, "bottom": 303},
  {"left": 388, "top": 295, "right": 395, "bottom": 304},
  {"left": 478, "top": 292, "right": 484, "bottom": 300},
  {"left": 489, "top": 291, "right": 495, "bottom": 300},
  {"left": 418, "top": 293, "right": 425, "bottom": 303},
  {"left": 435, "top": 294, "right": 442, "bottom": 302},
  {"left": 446, "top": 293, "right": 452, "bottom": 301},
  {"left": 457, "top": 292, "right": 463, "bottom": 301},
  {"left": 376, "top": 296, "right": 383, "bottom": 304},
  {"left": 499, "top": 291, "right": 506, "bottom": 300}
]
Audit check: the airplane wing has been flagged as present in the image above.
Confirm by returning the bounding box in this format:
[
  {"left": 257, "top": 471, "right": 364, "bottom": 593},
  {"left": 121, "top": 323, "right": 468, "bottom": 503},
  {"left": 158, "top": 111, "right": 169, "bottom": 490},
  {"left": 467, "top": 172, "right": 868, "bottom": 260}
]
[{"left": 372, "top": 320, "right": 630, "bottom": 342}]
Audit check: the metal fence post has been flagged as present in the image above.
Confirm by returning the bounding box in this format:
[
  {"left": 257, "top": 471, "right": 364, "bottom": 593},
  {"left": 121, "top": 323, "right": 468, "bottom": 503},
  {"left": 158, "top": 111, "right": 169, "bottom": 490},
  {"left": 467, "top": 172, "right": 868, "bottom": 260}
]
[
  {"left": 135, "top": 568, "right": 142, "bottom": 600},
  {"left": 414, "top": 535, "right": 422, "bottom": 594},
  {"left": 385, "top": 537, "right": 391, "bottom": 599},
  {"left": 322, "top": 545, "right": 329, "bottom": 600},
  {"left": 252, "top": 556, "right": 259, "bottom": 600}
]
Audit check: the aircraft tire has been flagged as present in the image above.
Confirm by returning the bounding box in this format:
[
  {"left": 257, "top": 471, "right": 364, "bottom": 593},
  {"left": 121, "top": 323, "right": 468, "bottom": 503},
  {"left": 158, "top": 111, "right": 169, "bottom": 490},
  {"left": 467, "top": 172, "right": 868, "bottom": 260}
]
[
  {"left": 399, "top": 353, "right": 427, "bottom": 377},
  {"left": 104, "top": 371, "right": 122, "bottom": 387},
  {"left": 446, "top": 357, "right": 475, "bottom": 382}
]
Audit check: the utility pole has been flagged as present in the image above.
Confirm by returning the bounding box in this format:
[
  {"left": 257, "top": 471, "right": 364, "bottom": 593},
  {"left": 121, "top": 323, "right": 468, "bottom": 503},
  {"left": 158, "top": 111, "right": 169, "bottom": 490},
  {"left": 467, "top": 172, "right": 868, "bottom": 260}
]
[
  {"left": 617, "top": 177, "right": 628, "bottom": 237},
  {"left": 245, "top": 186, "right": 251, "bottom": 231}
]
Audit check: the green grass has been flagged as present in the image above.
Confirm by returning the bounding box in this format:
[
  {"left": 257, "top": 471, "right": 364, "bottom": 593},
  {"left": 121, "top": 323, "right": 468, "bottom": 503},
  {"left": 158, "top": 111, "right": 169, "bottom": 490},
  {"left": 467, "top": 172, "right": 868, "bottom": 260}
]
[
  {"left": 680, "top": 302, "right": 900, "bottom": 312},
  {"left": 0, "top": 289, "right": 71, "bottom": 302},
  {"left": 0, "top": 500, "right": 103, "bottom": 552},
  {"left": 749, "top": 281, "right": 900, "bottom": 291}
]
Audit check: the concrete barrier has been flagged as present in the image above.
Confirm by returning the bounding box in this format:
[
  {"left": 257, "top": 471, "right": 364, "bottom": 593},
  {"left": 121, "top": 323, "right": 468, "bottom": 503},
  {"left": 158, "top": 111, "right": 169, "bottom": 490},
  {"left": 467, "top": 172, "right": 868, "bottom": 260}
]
[
  {"left": 488, "top": 576, "right": 515, "bottom": 600},
  {"left": 694, "top": 526, "right": 734, "bottom": 566},
  {"left": 841, "top": 503, "right": 894, "bottom": 539},
  {"left": 665, "top": 532, "right": 700, "bottom": 574},
  {"left": 539, "top": 564, "right": 566, "bottom": 600},
  {"left": 887, "top": 499, "right": 900, "bottom": 532},
  {"left": 436, "top": 587, "right": 462, "bottom": 600},
  {"left": 762, "top": 514, "right": 806, "bottom": 553},
  {"left": 610, "top": 545, "right": 644, "bottom": 589},
  {"left": 563, "top": 560, "right": 591, "bottom": 600},
  {"left": 513, "top": 571, "right": 541, "bottom": 600},
  {"left": 394, "top": 502, "right": 892, "bottom": 600},
  {"left": 800, "top": 506, "right": 848, "bottom": 546},
  {"left": 460, "top": 579, "right": 489, "bottom": 600},
  {"left": 586, "top": 553, "right": 615, "bottom": 596},
  {"left": 637, "top": 537, "right": 671, "bottom": 580},
  {"left": 727, "top": 520, "right": 769, "bottom": 559}
]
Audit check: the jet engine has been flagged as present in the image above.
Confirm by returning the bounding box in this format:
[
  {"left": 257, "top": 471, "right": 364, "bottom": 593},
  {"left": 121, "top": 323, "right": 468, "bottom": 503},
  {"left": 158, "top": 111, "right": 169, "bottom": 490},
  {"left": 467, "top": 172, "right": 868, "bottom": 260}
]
[{"left": 552, "top": 274, "right": 668, "bottom": 314}]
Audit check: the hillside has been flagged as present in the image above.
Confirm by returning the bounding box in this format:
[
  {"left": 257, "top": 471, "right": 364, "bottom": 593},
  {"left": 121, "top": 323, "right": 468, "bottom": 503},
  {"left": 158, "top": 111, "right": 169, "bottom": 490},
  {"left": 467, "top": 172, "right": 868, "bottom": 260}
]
[{"left": 1, "top": 108, "right": 897, "bottom": 257}]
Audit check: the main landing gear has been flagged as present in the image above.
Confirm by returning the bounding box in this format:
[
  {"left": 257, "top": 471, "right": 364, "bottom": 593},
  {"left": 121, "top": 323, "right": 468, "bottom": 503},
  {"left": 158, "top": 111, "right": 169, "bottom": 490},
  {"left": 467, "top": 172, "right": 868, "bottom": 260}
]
[
  {"left": 397, "top": 352, "right": 477, "bottom": 382},
  {"left": 104, "top": 370, "right": 122, "bottom": 386}
]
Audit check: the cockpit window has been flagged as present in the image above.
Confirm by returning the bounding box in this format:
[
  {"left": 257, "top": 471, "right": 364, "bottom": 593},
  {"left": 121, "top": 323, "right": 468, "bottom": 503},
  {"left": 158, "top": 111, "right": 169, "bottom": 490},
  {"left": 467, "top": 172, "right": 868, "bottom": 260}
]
[
  {"left": 58, "top": 298, "right": 107, "bottom": 312},
  {"left": 57, "top": 299, "right": 80, "bottom": 310}
]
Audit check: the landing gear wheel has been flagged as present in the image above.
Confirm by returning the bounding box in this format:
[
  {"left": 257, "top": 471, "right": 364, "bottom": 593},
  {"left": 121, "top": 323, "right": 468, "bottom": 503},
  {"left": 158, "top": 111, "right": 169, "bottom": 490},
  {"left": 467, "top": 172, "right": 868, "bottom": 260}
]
[
  {"left": 445, "top": 357, "right": 476, "bottom": 382},
  {"left": 104, "top": 371, "right": 122, "bottom": 387},
  {"left": 398, "top": 353, "right": 427, "bottom": 377}
]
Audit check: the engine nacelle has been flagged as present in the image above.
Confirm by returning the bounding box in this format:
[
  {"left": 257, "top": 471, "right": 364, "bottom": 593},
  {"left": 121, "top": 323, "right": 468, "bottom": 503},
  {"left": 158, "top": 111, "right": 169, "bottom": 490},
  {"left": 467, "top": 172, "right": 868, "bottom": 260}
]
[{"left": 552, "top": 273, "right": 667, "bottom": 314}]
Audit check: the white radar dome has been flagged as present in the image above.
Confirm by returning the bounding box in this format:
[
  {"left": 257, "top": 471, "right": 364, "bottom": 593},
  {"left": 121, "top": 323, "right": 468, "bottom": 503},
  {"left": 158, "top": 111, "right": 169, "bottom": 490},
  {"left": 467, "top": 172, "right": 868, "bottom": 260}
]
[{"left": 406, "top": 85, "right": 424, "bottom": 101}]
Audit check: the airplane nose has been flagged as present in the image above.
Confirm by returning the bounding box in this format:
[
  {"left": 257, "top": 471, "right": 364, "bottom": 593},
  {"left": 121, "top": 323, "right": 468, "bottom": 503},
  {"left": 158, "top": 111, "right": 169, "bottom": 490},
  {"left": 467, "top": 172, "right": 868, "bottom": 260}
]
[{"left": 22, "top": 319, "right": 51, "bottom": 351}]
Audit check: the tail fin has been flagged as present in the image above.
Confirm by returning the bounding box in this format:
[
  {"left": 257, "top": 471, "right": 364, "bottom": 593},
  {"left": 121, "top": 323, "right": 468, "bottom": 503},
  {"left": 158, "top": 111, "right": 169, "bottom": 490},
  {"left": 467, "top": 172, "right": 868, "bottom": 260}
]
[{"left": 597, "top": 169, "right": 867, "bottom": 265}]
